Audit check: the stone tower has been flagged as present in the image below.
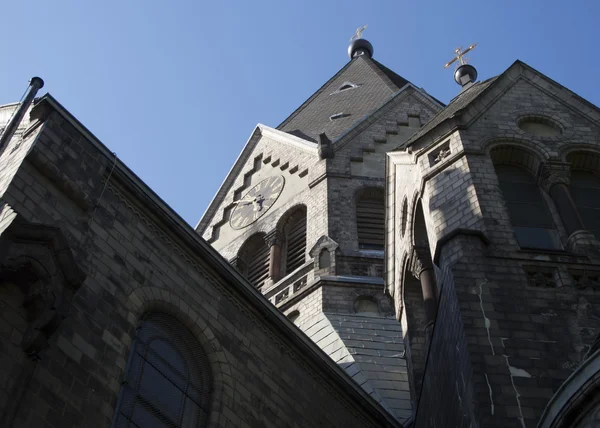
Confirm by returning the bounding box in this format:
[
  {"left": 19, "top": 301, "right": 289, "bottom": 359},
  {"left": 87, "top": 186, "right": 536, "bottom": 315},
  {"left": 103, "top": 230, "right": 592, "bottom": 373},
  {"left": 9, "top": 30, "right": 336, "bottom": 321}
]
[
  {"left": 387, "top": 61, "right": 600, "bottom": 427},
  {"left": 196, "top": 38, "right": 444, "bottom": 422}
]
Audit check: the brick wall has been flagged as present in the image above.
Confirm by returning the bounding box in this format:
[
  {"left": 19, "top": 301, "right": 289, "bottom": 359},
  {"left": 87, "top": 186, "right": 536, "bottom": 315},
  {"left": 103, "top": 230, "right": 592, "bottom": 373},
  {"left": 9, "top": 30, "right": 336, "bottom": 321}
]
[
  {"left": 389, "top": 62, "right": 600, "bottom": 427},
  {"left": 0, "top": 100, "right": 398, "bottom": 428}
]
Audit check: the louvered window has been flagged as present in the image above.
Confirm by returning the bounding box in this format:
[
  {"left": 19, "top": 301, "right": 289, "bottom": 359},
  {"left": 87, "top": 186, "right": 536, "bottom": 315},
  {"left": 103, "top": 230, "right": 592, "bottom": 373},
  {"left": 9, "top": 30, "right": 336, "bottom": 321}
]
[
  {"left": 284, "top": 210, "right": 307, "bottom": 274},
  {"left": 495, "top": 164, "right": 561, "bottom": 250},
  {"left": 113, "top": 313, "right": 211, "bottom": 428},
  {"left": 238, "top": 234, "right": 270, "bottom": 290},
  {"left": 357, "top": 189, "right": 385, "bottom": 250}
]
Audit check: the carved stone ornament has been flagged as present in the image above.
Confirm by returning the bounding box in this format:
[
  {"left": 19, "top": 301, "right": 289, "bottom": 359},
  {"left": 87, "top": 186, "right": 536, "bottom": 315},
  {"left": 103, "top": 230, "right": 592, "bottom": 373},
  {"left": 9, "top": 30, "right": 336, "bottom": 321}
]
[
  {"left": 434, "top": 147, "right": 451, "bottom": 163},
  {"left": 539, "top": 161, "right": 571, "bottom": 193},
  {"left": 409, "top": 247, "right": 433, "bottom": 279},
  {"left": 0, "top": 220, "right": 85, "bottom": 357},
  {"left": 523, "top": 266, "right": 557, "bottom": 288},
  {"left": 570, "top": 269, "right": 600, "bottom": 290}
]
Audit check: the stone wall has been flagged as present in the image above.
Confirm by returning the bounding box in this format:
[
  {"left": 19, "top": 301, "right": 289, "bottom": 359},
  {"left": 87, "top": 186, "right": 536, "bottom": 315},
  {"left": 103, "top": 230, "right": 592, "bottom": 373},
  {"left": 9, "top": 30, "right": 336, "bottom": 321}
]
[
  {"left": 0, "top": 98, "right": 399, "bottom": 428},
  {"left": 388, "top": 62, "right": 600, "bottom": 427}
]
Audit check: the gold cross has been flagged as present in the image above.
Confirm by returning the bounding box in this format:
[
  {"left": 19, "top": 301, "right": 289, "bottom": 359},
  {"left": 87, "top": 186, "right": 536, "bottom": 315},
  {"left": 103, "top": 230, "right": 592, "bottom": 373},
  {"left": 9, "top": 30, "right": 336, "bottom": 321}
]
[
  {"left": 350, "top": 25, "right": 368, "bottom": 42},
  {"left": 444, "top": 43, "right": 478, "bottom": 68}
]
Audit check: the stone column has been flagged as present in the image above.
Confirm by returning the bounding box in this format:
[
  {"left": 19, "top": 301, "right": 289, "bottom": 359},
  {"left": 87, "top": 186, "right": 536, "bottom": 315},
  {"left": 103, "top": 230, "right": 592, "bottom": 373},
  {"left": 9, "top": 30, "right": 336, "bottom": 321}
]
[
  {"left": 540, "top": 161, "right": 600, "bottom": 257},
  {"left": 410, "top": 247, "right": 437, "bottom": 329},
  {"left": 265, "top": 230, "right": 283, "bottom": 283},
  {"left": 540, "top": 162, "right": 584, "bottom": 235}
]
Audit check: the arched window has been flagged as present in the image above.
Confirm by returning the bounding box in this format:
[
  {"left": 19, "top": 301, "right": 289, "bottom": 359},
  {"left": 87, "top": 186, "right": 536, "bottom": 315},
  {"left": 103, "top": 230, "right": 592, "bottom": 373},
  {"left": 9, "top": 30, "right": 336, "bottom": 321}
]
[
  {"left": 237, "top": 234, "right": 270, "bottom": 290},
  {"left": 354, "top": 296, "right": 379, "bottom": 314},
  {"left": 570, "top": 171, "right": 600, "bottom": 239},
  {"left": 356, "top": 188, "right": 385, "bottom": 250},
  {"left": 318, "top": 249, "right": 330, "bottom": 269},
  {"left": 283, "top": 207, "right": 307, "bottom": 275},
  {"left": 287, "top": 310, "right": 300, "bottom": 324},
  {"left": 494, "top": 164, "right": 561, "bottom": 250},
  {"left": 567, "top": 152, "right": 600, "bottom": 239},
  {"left": 113, "top": 313, "right": 211, "bottom": 428}
]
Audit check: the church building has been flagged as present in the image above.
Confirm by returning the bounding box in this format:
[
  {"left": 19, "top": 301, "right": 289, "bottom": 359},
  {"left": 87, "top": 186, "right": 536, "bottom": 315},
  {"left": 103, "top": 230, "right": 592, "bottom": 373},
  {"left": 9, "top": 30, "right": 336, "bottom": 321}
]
[{"left": 1, "top": 33, "right": 599, "bottom": 428}]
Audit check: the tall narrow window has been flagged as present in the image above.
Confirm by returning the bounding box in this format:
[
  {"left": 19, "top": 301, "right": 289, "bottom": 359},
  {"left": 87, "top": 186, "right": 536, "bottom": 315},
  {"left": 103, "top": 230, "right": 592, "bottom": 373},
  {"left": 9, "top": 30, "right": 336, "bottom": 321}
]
[
  {"left": 237, "top": 234, "right": 270, "bottom": 290},
  {"left": 570, "top": 170, "right": 600, "bottom": 239},
  {"left": 113, "top": 313, "right": 212, "bottom": 428},
  {"left": 495, "top": 164, "right": 561, "bottom": 250},
  {"left": 356, "top": 188, "right": 385, "bottom": 250},
  {"left": 283, "top": 208, "right": 307, "bottom": 275}
]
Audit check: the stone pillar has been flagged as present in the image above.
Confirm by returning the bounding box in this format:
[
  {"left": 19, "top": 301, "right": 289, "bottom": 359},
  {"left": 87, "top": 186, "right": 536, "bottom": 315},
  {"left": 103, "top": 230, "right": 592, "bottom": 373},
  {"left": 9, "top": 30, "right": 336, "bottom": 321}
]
[
  {"left": 410, "top": 247, "right": 437, "bottom": 329},
  {"left": 540, "top": 162, "right": 584, "bottom": 235},
  {"left": 266, "top": 230, "right": 283, "bottom": 283},
  {"left": 540, "top": 161, "right": 600, "bottom": 258}
]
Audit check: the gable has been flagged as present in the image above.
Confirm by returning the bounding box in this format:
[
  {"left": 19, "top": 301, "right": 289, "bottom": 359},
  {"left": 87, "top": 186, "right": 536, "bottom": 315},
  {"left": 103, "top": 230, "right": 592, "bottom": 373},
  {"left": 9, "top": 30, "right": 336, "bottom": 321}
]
[
  {"left": 278, "top": 56, "right": 410, "bottom": 143},
  {"left": 458, "top": 69, "right": 600, "bottom": 156},
  {"left": 329, "top": 88, "right": 443, "bottom": 179},
  {"left": 197, "top": 125, "right": 319, "bottom": 248},
  {"left": 405, "top": 60, "right": 600, "bottom": 152}
]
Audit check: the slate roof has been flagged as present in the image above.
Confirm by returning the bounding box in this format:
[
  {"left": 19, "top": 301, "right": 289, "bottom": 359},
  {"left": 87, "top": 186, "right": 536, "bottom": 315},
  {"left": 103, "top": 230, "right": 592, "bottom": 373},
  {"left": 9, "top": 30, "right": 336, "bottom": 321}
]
[
  {"left": 277, "top": 56, "right": 412, "bottom": 143},
  {"left": 402, "top": 76, "right": 498, "bottom": 147},
  {"left": 303, "top": 312, "right": 411, "bottom": 422}
]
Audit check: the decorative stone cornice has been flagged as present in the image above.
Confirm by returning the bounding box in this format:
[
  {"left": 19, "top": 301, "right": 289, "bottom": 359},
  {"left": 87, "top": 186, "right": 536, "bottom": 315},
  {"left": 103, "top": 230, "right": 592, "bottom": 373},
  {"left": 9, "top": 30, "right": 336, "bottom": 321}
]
[
  {"left": 410, "top": 246, "right": 433, "bottom": 279},
  {"left": 539, "top": 161, "right": 571, "bottom": 193}
]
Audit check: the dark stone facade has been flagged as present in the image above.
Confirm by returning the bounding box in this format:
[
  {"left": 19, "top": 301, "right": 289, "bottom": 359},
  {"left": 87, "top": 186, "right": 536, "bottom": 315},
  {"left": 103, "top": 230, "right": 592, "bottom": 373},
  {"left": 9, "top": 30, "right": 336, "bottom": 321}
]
[
  {"left": 2, "top": 50, "right": 600, "bottom": 428},
  {"left": 0, "top": 96, "right": 399, "bottom": 427}
]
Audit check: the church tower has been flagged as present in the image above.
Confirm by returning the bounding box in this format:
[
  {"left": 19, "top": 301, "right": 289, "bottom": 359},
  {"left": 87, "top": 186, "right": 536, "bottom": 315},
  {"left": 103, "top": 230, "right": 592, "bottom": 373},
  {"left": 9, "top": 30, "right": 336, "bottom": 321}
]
[
  {"left": 195, "top": 34, "right": 444, "bottom": 422},
  {"left": 387, "top": 57, "right": 600, "bottom": 427}
]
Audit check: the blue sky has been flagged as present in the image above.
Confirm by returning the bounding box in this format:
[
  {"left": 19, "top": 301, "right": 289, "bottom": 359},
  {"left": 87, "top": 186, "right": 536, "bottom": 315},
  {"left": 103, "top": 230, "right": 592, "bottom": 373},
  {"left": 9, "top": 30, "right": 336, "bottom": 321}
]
[{"left": 1, "top": 0, "right": 599, "bottom": 225}]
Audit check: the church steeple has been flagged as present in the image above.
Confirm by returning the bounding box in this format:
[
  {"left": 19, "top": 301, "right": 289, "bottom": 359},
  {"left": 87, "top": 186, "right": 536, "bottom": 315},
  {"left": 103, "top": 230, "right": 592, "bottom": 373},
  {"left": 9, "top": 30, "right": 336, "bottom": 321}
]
[{"left": 276, "top": 28, "right": 413, "bottom": 144}]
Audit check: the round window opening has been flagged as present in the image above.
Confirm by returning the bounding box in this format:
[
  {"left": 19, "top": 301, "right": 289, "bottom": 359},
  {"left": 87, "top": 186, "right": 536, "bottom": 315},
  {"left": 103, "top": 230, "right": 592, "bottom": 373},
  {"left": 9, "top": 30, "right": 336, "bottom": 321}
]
[{"left": 517, "top": 116, "right": 562, "bottom": 137}]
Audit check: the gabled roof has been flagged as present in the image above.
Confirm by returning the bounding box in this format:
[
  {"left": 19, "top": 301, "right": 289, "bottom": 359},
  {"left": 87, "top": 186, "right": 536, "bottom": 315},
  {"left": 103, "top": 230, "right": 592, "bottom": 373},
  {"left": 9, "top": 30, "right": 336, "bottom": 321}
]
[
  {"left": 277, "top": 55, "right": 412, "bottom": 143},
  {"left": 402, "top": 76, "right": 498, "bottom": 147},
  {"left": 402, "top": 59, "right": 600, "bottom": 149},
  {"left": 26, "top": 94, "right": 402, "bottom": 428}
]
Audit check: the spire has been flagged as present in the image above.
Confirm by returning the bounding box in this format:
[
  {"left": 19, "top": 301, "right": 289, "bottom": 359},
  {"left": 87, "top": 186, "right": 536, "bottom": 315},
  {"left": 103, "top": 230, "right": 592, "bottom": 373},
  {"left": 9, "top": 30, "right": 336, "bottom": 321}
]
[{"left": 348, "top": 25, "right": 373, "bottom": 59}]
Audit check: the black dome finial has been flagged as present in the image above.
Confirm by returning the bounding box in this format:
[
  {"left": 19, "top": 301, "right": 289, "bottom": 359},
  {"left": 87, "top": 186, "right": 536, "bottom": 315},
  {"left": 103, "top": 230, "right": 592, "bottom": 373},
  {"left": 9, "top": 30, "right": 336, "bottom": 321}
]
[
  {"left": 454, "top": 64, "right": 478, "bottom": 86},
  {"left": 348, "top": 25, "right": 373, "bottom": 59},
  {"left": 444, "top": 43, "right": 478, "bottom": 87}
]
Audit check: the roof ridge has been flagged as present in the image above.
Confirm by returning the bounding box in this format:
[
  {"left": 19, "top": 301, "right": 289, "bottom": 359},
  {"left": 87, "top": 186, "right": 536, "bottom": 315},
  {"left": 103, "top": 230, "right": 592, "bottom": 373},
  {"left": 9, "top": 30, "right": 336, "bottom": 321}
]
[
  {"left": 364, "top": 58, "right": 400, "bottom": 93},
  {"left": 403, "top": 76, "right": 500, "bottom": 147},
  {"left": 370, "top": 59, "right": 411, "bottom": 92}
]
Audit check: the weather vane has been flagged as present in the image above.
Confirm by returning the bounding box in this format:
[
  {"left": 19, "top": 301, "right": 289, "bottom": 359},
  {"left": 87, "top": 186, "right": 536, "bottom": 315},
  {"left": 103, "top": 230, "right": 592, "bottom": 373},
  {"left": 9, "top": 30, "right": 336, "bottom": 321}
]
[
  {"left": 350, "top": 25, "right": 368, "bottom": 42},
  {"left": 444, "top": 43, "right": 478, "bottom": 69}
]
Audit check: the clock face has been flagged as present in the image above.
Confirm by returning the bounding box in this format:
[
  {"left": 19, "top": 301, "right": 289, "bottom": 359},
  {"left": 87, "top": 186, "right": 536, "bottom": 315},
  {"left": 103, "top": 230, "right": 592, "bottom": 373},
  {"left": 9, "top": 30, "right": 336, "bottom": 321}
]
[{"left": 229, "top": 176, "right": 285, "bottom": 230}]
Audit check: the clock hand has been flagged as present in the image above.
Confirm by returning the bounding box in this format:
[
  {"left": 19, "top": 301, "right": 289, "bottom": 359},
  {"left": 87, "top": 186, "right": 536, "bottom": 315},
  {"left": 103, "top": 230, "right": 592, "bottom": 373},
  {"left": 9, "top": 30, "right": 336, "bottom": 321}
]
[{"left": 232, "top": 195, "right": 256, "bottom": 206}]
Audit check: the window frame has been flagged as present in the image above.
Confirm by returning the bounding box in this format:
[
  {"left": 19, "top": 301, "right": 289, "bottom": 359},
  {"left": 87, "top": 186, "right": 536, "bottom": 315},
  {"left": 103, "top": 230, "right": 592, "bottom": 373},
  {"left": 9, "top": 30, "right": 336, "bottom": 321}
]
[{"left": 112, "top": 313, "right": 211, "bottom": 428}]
